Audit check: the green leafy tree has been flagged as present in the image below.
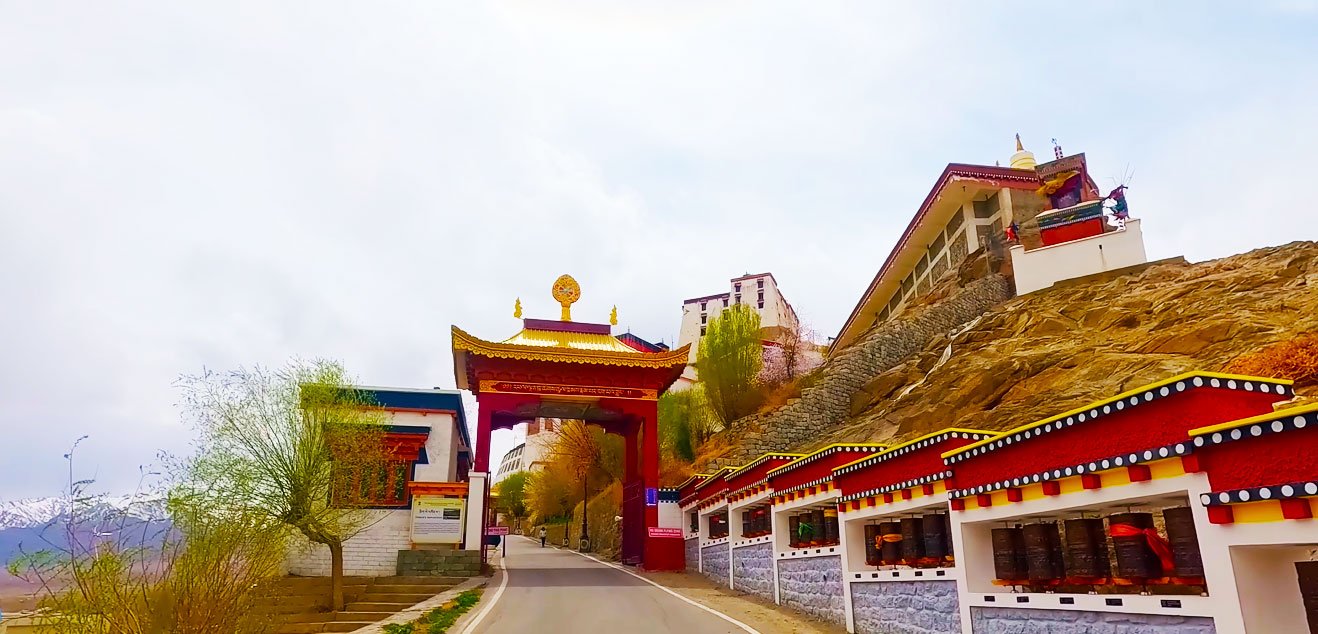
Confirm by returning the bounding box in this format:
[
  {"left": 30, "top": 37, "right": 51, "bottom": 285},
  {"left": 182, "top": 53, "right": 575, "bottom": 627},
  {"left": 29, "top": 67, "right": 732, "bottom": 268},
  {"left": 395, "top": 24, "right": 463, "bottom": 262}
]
[
  {"left": 495, "top": 471, "right": 530, "bottom": 530},
  {"left": 658, "top": 388, "right": 717, "bottom": 463},
  {"left": 179, "top": 360, "right": 391, "bottom": 612},
  {"left": 697, "top": 304, "right": 765, "bottom": 422}
]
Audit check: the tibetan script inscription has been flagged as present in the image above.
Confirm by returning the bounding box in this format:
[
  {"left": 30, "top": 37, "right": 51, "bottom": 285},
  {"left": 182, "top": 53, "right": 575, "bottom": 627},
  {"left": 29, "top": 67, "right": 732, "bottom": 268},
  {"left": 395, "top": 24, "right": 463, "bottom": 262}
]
[{"left": 479, "top": 380, "right": 657, "bottom": 400}]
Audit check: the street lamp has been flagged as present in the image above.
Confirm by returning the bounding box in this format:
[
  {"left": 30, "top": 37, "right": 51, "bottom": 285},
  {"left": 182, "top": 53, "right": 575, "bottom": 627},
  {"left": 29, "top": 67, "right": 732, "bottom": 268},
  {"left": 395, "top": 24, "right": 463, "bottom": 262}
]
[{"left": 579, "top": 465, "right": 591, "bottom": 553}]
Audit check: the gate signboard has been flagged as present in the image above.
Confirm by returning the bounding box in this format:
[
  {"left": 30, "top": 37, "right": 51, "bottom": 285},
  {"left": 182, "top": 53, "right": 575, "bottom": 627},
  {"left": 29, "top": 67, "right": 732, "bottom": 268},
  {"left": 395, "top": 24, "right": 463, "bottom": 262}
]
[
  {"left": 411, "top": 497, "right": 465, "bottom": 544},
  {"left": 647, "top": 527, "right": 683, "bottom": 538},
  {"left": 487, "top": 525, "right": 510, "bottom": 536}
]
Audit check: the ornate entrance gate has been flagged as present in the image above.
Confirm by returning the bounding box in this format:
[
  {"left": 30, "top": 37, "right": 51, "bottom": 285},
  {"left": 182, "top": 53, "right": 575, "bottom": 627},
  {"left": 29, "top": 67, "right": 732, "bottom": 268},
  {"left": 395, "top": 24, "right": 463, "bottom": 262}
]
[{"left": 451, "top": 275, "right": 689, "bottom": 569}]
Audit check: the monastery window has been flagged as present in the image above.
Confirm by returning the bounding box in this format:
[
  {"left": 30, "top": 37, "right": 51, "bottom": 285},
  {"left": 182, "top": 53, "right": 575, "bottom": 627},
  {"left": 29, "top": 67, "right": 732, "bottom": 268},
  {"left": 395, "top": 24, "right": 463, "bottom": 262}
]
[
  {"left": 757, "top": 300, "right": 764, "bottom": 309},
  {"left": 700, "top": 326, "right": 706, "bottom": 336},
  {"left": 946, "top": 207, "right": 965, "bottom": 234},
  {"left": 722, "top": 298, "right": 728, "bottom": 308},
  {"left": 878, "top": 306, "right": 890, "bottom": 322},
  {"left": 735, "top": 283, "right": 742, "bottom": 292},
  {"left": 887, "top": 293, "right": 901, "bottom": 316},
  {"left": 700, "top": 301, "right": 707, "bottom": 311},
  {"left": 915, "top": 254, "right": 928, "bottom": 276},
  {"left": 757, "top": 279, "right": 764, "bottom": 289},
  {"left": 975, "top": 225, "right": 992, "bottom": 249},
  {"left": 734, "top": 294, "right": 741, "bottom": 304},
  {"left": 901, "top": 273, "right": 915, "bottom": 297},
  {"left": 333, "top": 461, "right": 410, "bottom": 508},
  {"left": 930, "top": 232, "right": 946, "bottom": 257},
  {"left": 949, "top": 231, "right": 968, "bottom": 266},
  {"left": 701, "top": 314, "right": 707, "bottom": 324},
  {"left": 757, "top": 290, "right": 764, "bottom": 302},
  {"left": 973, "top": 193, "right": 1000, "bottom": 219},
  {"left": 917, "top": 277, "right": 931, "bottom": 296},
  {"left": 931, "top": 253, "right": 949, "bottom": 281}
]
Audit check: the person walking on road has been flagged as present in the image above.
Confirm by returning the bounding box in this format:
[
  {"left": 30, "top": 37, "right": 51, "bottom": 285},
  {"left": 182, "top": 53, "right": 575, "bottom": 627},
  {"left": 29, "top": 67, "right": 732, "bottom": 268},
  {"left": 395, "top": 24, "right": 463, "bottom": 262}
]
[{"left": 539, "top": 526, "right": 547, "bottom": 547}]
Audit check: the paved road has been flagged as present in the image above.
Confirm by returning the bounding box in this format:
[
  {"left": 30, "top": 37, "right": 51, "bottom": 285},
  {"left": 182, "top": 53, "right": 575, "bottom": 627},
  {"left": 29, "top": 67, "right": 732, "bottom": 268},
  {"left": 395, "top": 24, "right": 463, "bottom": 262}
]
[{"left": 468, "top": 536, "right": 751, "bottom": 634}]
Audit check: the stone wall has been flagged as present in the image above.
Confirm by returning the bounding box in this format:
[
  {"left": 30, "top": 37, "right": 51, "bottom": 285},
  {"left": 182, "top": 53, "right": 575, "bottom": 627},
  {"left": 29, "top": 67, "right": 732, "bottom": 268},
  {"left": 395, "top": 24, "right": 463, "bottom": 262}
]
[
  {"left": 969, "top": 607, "right": 1216, "bottom": 634},
  {"left": 395, "top": 549, "right": 482, "bottom": 577},
  {"left": 685, "top": 537, "right": 700, "bottom": 573},
  {"left": 730, "top": 542, "right": 774, "bottom": 602},
  {"left": 718, "top": 275, "right": 1012, "bottom": 465},
  {"left": 286, "top": 510, "right": 410, "bottom": 577},
  {"left": 777, "top": 555, "right": 845, "bottom": 626},
  {"left": 850, "top": 580, "right": 960, "bottom": 634},
  {"left": 701, "top": 544, "right": 729, "bottom": 587}
]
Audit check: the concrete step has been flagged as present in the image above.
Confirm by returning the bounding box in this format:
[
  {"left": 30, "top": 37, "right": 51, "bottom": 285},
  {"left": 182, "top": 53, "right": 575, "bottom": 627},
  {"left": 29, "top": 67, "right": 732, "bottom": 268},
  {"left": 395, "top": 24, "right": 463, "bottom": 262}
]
[
  {"left": 275, "top": 622, "right": 378, "bottom": 634},
  {"left": 354, "top": 593, "right": 433, "bottom": 604},
  {"left": 366, "top": 584, "right": 452, "bottom": 594},
  {"left": 335, "top": 611, "right": 394, "bottom": 622},
  {"left": 386, "top": 575, "right": 466, "bottom": 585},
  {"left": 345, "top": 601, "right": 416, "bottom": 612}
]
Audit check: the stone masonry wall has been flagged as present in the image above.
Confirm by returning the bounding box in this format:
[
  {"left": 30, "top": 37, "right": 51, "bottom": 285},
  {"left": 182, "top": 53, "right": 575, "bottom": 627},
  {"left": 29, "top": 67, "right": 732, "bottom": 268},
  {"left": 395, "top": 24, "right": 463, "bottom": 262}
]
[
  {"left": 777, "top": 555, "right": 846, "bottom": 626},
  {"left": 969, "top": 607, "right": 1216, "bottom": 634},
  {"left": 730, "top": 542, "right": 774, "bottom": 602},
  {"left": 718, "top": 275, "right": 1012, "bottom": 465},
  {"left": 287, "top": 509, "right": 410, "bottom": 577},
  {"left": 850, "top": 580, "right": 960, "bottom": 634},
  {"left": 701, "top": 544, "right": 730, "bottom": 587},
  {"left": 685, "top": 537, "right": 700, "bottom": 573},
  {"left": 396, "top": 549, "right": 482, "bottom": 577}
]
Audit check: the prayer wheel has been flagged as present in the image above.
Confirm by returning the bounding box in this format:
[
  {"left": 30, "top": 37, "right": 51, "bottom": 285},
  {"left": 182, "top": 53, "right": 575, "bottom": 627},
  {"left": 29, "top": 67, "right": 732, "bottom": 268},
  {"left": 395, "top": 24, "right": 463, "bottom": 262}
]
[
  {"left": 991, "top": 527, "right": 1028, "bottom": 582},
  {"left": 900, "top": 517, "right": 924, "bottom": 562},
  {"left": 922, "top": 513, "right": 948, "bottom": 560},
  {"left": 879, "top": 522, "right": 902, "bottom": 564},
  {"left": 741, "top": 513, "right": 751, "bottom": 539},
  {"left": 810, "top": 510, "right": 826, "bottom": 545},
  {"left": 1063, "top": 518, "right": 1110, "bottom": 579},
  {"left": 1163, "top": 507, "right": 1204, "bottom": 577},
  {"left": 863, "top": 524, "right": 881, "bottom": 566},
  {"left": 1108, "top": 512, "right": 1160, "bottom": 578},
  {"left": 944, "top": 513, "right": 954, "bottom": 560},
  {"left": 788, "top": 515, "right": 801, "bottom": 548},
  {"left": 823, "top": 508, "right": 840, "bottom": 544},
  {"left": 1022, "top": 522, "right": 1065, "bottom": 581}
]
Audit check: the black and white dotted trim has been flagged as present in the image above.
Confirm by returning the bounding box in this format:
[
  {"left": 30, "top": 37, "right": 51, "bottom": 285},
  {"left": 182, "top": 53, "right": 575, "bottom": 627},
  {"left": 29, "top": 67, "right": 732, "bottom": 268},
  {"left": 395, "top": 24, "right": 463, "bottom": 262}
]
[
  {"left": 840, "top": 471, "right": 952, "bottom": 503},
  {"left": 770, "top": 445, "right": 887, "bottom": 478},
  {"left": 774, "top": 477, "right": 835, "bottom": 498},
  {"left": 837, "top": 432, "right": 994, "bottom": 475},
  {"left": 948, "top": 440, "right": 1193, "bottom": 499},
  {"left": 1191, "top": 410, "right": 1317, "bottom": 449},
  {"left": 727, "top": 477, "right": 770, "bottom": 501},
  {"left": 728, "top": 453, "right": 800, "bottom": 482},
  {"left": 943, "top": 375, "right": 1291, "bottom": 466},
  {"left": 1201, "top": 480, "right": 1318, "bottom": 506}
]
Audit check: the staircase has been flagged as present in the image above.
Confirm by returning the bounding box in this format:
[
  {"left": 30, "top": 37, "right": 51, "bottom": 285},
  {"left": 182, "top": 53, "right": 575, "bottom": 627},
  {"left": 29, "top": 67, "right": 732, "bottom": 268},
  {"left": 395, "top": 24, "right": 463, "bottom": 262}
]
[{"left": 258, "top": 576, "right": 461, "bottom": 634}]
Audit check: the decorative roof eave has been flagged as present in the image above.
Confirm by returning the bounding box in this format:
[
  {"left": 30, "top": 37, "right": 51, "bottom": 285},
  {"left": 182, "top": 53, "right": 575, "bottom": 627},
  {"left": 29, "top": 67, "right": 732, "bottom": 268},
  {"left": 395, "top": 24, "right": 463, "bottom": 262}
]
[
  {"left": 831, "top": 163, "right": 1041, "bottom": 353},
  {"left": 675, "top": 473, "right": 710, "bottom": 492},
  {"left": 834, "top": 428, "right": 997, "bottom": 475},
  {"left": 948, "top": 440, "right": 1195, "bottom": 499},
  {"left": 942, "top": 372, "right": 1294, "bottom": 464},
  {"left": 693, "top": 466, "right": 737, "bottom": 492},
  {"left": 767, "top": 444, "right": 888, "bottom": 479},
  {"left": 1189, "top": 402, "right": 1318, "bottom": 439},
  {"left": 726, "top": 452, "right": 805, "bottom": 482},
  {"left": 1201, "top": 479, "right": 1318, "bottom": 507},
  {"left": 840, "top": 470, "right": 952, "bottom": 503},
  {"left": 452, "top": 325, "right": 691, "bottom": 369}
]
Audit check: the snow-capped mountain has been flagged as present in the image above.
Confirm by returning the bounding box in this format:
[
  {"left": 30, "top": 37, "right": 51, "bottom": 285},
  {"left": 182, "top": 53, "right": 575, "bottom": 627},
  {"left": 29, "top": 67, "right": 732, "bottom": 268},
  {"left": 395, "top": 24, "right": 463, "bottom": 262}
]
[
  {"left": 0, "top": 495, "right": 163, "bottom": 530},
  {"left": 0, "top": 497, "right": 67, "bottom": 530}
]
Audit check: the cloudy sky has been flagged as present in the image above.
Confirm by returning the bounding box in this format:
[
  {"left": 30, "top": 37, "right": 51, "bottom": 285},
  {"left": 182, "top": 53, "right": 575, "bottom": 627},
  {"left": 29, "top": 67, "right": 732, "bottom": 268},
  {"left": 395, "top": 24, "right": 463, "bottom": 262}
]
[{"left": 3, "top": 2, "right": 1317, "bottom": 500}]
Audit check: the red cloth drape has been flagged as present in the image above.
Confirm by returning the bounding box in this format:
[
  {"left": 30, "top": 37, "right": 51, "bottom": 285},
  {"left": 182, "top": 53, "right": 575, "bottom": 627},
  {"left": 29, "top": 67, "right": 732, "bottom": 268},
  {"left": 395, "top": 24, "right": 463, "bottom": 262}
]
[{"left": 1109, "top": 523, "right": 1175, "bottom": 574}]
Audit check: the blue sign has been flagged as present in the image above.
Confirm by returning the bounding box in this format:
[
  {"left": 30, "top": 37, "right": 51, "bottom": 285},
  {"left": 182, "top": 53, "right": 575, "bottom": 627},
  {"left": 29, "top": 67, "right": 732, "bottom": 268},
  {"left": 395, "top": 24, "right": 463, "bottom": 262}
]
[{"left": 645, "top": 487, "right": 658, "bottom": 506}]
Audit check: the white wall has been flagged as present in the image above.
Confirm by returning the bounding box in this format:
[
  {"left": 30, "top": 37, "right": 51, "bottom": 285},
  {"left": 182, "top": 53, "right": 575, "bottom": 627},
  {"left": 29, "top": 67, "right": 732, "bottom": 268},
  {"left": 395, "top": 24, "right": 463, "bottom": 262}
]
[
  {"left": 385, "top": 410, "right": 458, "bottom": 483},
  {"left": 286, "top": 510, "right": 411, "bottom": 577},
  {"left": 1009, "top": 218, "right": 1147, "bottom": 295},
  {"left": 1230, "top": 545, "right": 1314, "bottom": 634},
  {"left": 676, "top": 274, "right": 799, "bottom": 383}
]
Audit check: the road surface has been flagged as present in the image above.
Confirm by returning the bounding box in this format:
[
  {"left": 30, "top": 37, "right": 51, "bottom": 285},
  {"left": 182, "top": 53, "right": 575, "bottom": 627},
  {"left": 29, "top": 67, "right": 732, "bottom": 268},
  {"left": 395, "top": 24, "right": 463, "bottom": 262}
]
[{"left": 467, "top": 536, "right": 754, "bottom": 634}]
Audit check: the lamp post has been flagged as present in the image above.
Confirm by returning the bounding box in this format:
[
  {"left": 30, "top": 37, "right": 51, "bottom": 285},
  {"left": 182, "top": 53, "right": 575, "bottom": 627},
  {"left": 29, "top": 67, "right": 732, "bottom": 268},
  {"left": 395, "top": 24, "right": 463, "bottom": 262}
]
[{"left": 579, "top": 465, "right": 591, "bottom": 552}]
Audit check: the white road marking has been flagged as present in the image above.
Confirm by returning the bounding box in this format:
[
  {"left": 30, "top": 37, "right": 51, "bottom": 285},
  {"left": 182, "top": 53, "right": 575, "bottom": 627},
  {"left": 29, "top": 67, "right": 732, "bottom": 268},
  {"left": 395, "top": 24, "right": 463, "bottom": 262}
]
[
  {"left": 457, "top": 546, "right": 509, "bottom": 634},
  {"left": 559, "top": 540, "right": 762, "bottom": 634}
]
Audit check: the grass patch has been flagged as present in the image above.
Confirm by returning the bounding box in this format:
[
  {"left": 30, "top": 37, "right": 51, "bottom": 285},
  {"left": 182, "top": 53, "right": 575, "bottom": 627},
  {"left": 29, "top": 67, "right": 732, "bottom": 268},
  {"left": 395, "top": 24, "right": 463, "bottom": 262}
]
[{"left": 382, "top": 588, "right": 483, "bottom": 634}]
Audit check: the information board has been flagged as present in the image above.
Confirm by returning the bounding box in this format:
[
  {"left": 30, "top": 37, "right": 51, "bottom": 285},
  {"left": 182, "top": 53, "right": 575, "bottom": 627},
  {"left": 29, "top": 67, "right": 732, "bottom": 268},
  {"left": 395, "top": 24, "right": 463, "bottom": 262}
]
[
  {"left": 647, "top": 527, "right": 683, "bottom": 538},
  {"left": 487, "top": 526, "right": 510, "bottom": 536},
  {"left": 411, "top": 496, "right": 465, "bottom": 544}
]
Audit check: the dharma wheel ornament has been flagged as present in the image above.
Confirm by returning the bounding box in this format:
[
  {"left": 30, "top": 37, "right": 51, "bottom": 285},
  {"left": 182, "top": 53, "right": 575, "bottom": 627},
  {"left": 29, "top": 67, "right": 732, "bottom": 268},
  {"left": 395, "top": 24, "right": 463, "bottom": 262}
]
[{"left": 551, "top": 274, "right": 581, "bottom": 321}]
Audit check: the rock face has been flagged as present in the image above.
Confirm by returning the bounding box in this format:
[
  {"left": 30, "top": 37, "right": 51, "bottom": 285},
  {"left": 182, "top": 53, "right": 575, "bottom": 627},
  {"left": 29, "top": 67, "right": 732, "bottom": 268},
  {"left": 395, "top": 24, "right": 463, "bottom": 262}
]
[
  {"left": 709, "top": 241, "right": 1318, "bottom": 462},
  {"left": 730, "top": 542, "right": 774, "bottom": 602},
  {"left": 777, "top": 555, "right": 846, "bottom": 626},
  {"left": 700, "top": 544, "right": 729, "bottom": 586},
  {"left": 970, "top": 607, "right": 1216, "bottom": 634},
  {"left": 850, "top": 580, "right": 961, "bottom": 634}
]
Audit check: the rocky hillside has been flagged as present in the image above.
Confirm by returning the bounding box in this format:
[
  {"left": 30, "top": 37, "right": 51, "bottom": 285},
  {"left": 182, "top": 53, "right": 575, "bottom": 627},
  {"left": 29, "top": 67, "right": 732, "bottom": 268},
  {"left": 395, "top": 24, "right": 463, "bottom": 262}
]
[{"left": 706, "top": 241, "right": 1318, "bottom": 464}]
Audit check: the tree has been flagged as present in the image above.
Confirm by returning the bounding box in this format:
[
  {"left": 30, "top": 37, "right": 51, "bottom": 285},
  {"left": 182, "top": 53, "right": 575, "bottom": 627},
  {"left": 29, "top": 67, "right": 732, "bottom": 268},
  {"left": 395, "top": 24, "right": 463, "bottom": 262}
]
[
  {"left": 495, "top": 471, "right": 530, "bottom": 531},
  {"left": 658, "top": 388, "right": 717, "bottom": 463},
  {"left": 179, "top": 360, "right": 392, "bottom": 612},
  {"left": 697, "top": 304, "right": 765, "bottom": 422},
  {"left": 1226, "top": 334, "right": 1318, "bottom": 389},
  {"left": 761, "top": 320, "right": 822, "bottom": 386}
]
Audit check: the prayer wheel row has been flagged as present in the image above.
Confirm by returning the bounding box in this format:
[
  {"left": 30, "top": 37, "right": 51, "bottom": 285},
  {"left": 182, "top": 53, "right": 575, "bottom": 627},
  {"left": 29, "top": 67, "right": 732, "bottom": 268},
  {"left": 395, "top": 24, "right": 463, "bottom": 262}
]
[
  {"left": 863, "top": 513, "right": 953, "bottom": 567},
  {"left": 788, "top": 508, "right": 841, "bottom": 547},
  {"left": 990, "top": 508, "right": 1204, "bottom": 583},
  {"left": 709, "top": 513, "right": 729, "bottom": 540},
  {"left": 741, "top": 507, "right": 771, "bottom": 538}
]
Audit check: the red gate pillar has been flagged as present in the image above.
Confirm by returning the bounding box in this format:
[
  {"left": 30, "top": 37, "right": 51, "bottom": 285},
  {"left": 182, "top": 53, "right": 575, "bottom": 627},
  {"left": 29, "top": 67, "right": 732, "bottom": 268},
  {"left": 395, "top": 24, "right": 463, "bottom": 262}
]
[
  {"left": 639, "top": 402, "right": 682, "bottom": 570},
  {"left": 621, "top": 426, "right": 643, "bottom": 565}
]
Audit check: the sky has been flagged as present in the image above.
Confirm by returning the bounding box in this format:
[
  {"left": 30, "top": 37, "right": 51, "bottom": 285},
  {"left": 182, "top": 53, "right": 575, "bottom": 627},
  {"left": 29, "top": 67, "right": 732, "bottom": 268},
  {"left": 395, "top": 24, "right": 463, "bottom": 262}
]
[{"left": 3, "top": 2, "right": 1317, "bottom": 500}]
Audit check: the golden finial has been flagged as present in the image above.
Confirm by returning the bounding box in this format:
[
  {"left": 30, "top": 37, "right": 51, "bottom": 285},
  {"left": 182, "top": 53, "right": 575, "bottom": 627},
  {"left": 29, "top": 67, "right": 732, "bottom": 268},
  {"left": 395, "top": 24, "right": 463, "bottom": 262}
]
[
  {"left": 551, "top": 274, "right": 581, "bottom": 321},
  {"left": 513, "top": 298, "right": 522, "bottom": 319},
  {"left": 1015, "top": 132, "right": 1024, "bottom": 152},
  {"left": 609, "top": 305, "right": 618, "bottom": 326}
]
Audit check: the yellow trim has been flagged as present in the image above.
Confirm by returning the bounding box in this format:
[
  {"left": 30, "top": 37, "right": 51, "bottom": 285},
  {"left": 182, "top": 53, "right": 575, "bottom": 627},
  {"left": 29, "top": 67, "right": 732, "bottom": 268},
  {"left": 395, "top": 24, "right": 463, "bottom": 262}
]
[
  {"left": 766, "top": 443, "right": 890, "bottom": 478},
  {"left": 452, "top": 326, "right": 690, "bottom": 369},
  {"left": 942, "top": 372, "right": 1294, "bottom": 459},
  {"left": 1230, "top": 500, "right": 1290, "bottom": 523},
  {"left": 675, "top": 473, "right": 711, "bottom": 492},
  {"left": 834, "top": 428, "right": 999, "bottom": 472},
  {"left": 1189, "top": 402, "right": 1318, "bottom": 436},
  {"left": 726, "top": 452, "right": 805, "bottom": 482},
  {"left": 956, "top": 457, "right": 1189, "bottom": 506},
  {"left": 693, "top": 466, "right": 737, "bottom": 492}
]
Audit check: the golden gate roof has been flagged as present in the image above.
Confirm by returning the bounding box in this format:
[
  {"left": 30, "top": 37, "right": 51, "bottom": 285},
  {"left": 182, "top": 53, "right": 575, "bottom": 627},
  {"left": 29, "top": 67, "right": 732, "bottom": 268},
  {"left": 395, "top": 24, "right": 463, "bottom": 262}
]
[{"left": 451, "top": 325, "right": 690, "bottom": 369}]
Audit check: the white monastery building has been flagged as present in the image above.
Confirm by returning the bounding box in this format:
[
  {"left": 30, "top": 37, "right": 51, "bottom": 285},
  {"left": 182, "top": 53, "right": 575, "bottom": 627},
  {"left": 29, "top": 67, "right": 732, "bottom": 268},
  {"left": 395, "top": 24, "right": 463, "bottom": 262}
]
[{"left": 675, "top": 272, "right": 802, "bottom": 388}]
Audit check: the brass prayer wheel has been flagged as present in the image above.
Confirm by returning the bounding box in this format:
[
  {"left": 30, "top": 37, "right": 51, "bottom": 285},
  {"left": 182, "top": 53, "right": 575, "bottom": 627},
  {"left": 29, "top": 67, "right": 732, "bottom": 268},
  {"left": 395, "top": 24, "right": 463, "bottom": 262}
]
[
  {"left": 900, "top": 517, "right": 924, "bottom": 562},
  {"left": 991, "top": 526, "right": 1028, "bottom": 581},
  {"left": 879, "top": 521, "right": 902, "bottom": 564},
  {"left": 1063, "top": 518, "right": 1110, "bottom": 579},
  {"left": 823, "top": 508, "right": 840, "bottom": 544},
  {"left": 1022, "top": 522, "right": 1065, "bottom": 581},
  {"left": 1163, "top": 507, "right": 1204, "bottom": 577},
  {"left": 922, "top": 513, "right": 948, "bottom": 560},
  {"left": 810, "top": 510, "right": 826, "bottom": 545},
  {"left": 1108, "top": 512, "right": 1160, "bottom": 579},
  {"left": 789, "top": 515, "right": 801, "bottom": 548},
  {"left": 863, "top": 524, "right": 881, "bottom": 566}
]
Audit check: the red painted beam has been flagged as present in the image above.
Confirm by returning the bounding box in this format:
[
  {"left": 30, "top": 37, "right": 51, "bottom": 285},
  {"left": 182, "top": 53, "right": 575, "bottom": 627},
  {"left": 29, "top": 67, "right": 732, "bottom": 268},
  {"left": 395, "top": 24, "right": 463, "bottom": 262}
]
[
  {"left": 1127, "top": 465, "right": 1152, "bottom": 482},
  {"left": 1207, "top": 505, "right": 1235, "bottom": 525},
  {"left": 1006, "top": 488, "right": 1023, "bottom": 503},
  {"left": 976, "top": 493, "right": 993, "bottom": 507},
  {"left": 1281, "top": 498, "right": 1313, "bottom": 520},
  {"left": 1042, "top": 481, "right": 1061, "bottom": 496},
  {"left": 950, "top": 498, "right": 966, "bottom": 511},
  {"left": 1081, "top": 474, "right": 1103, "bottom": 490}
]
